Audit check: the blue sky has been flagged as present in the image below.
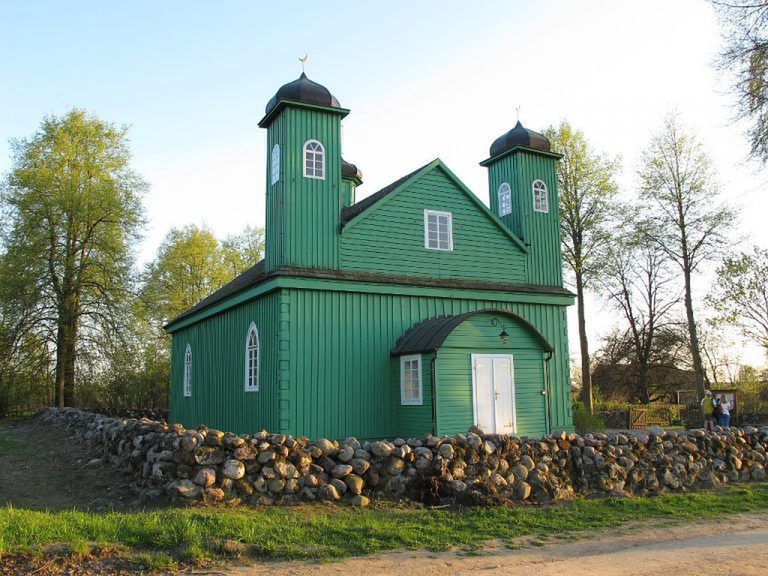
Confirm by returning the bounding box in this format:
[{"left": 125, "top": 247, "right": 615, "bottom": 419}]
[{"left": 1, "top": 1, "right": 765, "bottom": 367}]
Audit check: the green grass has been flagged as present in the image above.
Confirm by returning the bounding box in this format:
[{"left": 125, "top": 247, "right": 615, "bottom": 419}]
[{"left": 1, "top": 483, "right": 768, "bottom": 563}]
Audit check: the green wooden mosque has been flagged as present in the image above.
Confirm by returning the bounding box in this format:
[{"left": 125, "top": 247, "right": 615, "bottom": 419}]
[{"left": 165, "top": 73, "right": 575, "bottom": 439}]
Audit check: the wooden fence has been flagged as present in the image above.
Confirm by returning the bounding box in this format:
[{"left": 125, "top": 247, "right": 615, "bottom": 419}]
[{"left": 629, "top": 403, "right": 685, "bottom": 429}]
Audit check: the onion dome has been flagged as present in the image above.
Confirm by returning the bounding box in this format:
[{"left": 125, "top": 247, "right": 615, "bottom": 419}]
[
  {"left": 341, "top": 157, "right": 363, "bottom": 182},
  {"left": 264, "top": 72, "right": 342, "bottom": 116},
  {"left": 489, "top": 120, "right": 551, "bottom": 157}
]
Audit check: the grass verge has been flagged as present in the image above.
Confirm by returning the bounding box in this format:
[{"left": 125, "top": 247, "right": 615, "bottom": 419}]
[{"left": 1, "top": 482, "right": 767, "bottom": 563}]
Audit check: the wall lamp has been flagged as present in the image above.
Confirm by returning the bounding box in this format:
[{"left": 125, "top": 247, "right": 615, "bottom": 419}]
[{"left": 490, "top": 317, "right": 509, "bottom": 344}]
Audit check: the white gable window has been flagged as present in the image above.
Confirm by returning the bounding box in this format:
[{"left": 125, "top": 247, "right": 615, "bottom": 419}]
[
  {"left": 303, "top": 140, "right": 325, "bottom": 180},
  {"left": 400, "top": 355, "right": 422, "bottom": 405},
  {"left": 532, "top": 179, "right": 549, "bottom": 213},
  {"left": 244, "top": 322, "right": 259, "bottom": 392},
  {"left": 424, "top": 210, "right": 453, "bottom": 251},
  {"left": 271, "top": 144, "right": 280, "bottom": 185},
  {"left": 183, "top": 344, "right": 192, "bottom": 397},
  {"left": 498, "top": 182, "right": 512, "bottom": 216}
]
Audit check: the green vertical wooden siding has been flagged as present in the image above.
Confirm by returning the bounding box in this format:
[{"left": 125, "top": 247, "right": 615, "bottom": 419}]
[
  {"left": 169, "top": 291, "right": 280, "bottom": 432},
  {"left": 278, "top": 285, "right": 572, "bottom": 439},
  {"left": 265, "top": 106, "right": 342, "bottom": 272},
  {"left": 340, "top": 166, "right": 528, "bottom": 283},
  {"left": 487, "top": 150, "right": 563, "bottom": 287},
  {"left": 435, "top": 312, "right": 548, "bottom": 437}
]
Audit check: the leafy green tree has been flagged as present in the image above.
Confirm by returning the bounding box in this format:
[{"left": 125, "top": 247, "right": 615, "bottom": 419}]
[
  {"left": 709, "top": 246, "right": 768, "bottom": 354},
  {"left": 141, "top": 224, "right": 234, "bottom": 327},
  {"left": 1, "top": 109, "right": 146, "bottom": 407},
  {"left": 712, "top": 1, "right": 768, "bottom": 163},
  {"left": 222, "top": 225, "right": 265, "bottom": 278},
  {"left": 544, "top": 121, "right": 620, "bottom": 412},
  {"left": 637, "top": 113, "right": 736, "bottom": 398}
]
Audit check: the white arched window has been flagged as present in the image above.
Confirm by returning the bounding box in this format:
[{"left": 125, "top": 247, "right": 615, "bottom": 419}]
[
  {"left": 183, "top": 344, "right": 192, "bottom": 397},
  {"left": 532, "top": 179, "right": 549, "bottom": 213},
  {"left": 303, "top": 140, "right": 325, "bottom": 180},
  {"left": 271, "top": 144, "right": 280, "bottom": 185},
  {"left": 498, "top": 182, "right": 512, "bottom": 216},
  {"left": 244, "top": 323, "right": 259, "bottom": 392}
]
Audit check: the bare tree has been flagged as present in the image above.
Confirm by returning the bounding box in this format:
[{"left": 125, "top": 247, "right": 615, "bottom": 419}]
[
  {"left": 600, "top": 218, "right": 680, "bottom": 402},
  {"left": 637, "top": 113, "right": 736, "bottom": 398}
]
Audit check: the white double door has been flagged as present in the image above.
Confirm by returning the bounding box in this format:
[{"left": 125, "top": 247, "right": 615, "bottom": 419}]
[{"left": 471, "top": 354, "right": 516, "bottom": 435}]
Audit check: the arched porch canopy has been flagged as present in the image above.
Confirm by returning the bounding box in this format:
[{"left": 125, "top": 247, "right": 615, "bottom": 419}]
[{"left": 390, "top": 308, "right": 553, "bottom": 356}]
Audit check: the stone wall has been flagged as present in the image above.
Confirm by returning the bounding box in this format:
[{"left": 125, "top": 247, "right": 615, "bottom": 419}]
[{"left": 41, "top": 408, "right": 768, "bottom": 507}]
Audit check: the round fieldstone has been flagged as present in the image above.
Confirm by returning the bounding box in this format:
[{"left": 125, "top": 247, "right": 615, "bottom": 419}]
[
  {"left": 223, "top": 459, "right": 245, "bottom": 480},
  {"left": 331, "top": 464, "right": 353, "bottom": 478},
  {"left": 370, "top": 441, "right": 393, "bottom": 458},
  {"left": 193, "top": 468, "right": 217, "bottom": 487},
  {"left": 344, "top": 474, "right": 364, "bottom": 495}
]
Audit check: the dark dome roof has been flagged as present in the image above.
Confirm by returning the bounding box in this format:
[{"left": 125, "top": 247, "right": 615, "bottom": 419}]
[
  {"left": 264, "top": 73, "right": 341, "bottom": 116},
  {"left": 490, "top": 121, "right": 551, "bottom": 157},
  {"left": 341, "top": 157, "right": 363, "bottom": 182}
]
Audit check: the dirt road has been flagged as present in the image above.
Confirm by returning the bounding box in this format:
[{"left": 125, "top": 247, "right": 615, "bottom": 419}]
[{"left": 228, "top": 512, "right": 768, "bottom": 576}]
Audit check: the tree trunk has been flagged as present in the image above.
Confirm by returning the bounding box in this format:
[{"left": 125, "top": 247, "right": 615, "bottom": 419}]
[
  {"left": 683, "top": 265, "right": 706, "bottom": 398},
  {"left": 55, "top": 297, "right": 78, "bottom": 407},
  {"left": 576, "top": 272, "right": 593, "bottom": 412},
  {"left": 54, "top": 322, "right": 66, "bottom": 408}
]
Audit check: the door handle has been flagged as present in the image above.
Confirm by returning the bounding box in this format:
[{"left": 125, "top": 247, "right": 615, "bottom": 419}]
[{"left": 494, "top": 390, "right": 500, "bottom": 400}]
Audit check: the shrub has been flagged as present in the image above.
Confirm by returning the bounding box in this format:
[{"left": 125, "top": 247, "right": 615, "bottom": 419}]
[{"left": 572, "top": 402, "right": 606, "bottom": 434}]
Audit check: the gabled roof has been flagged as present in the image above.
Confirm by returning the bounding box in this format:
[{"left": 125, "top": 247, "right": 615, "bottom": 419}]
[
  {"left": 391, "top": 308, "right": 554, "bottom": 356},
  {"left": 340, "top": 161, "right": 431, "bottom": 225},
  {"left": 165, "top": 260, "right": 266, "bottom": 328},
  {"left": 340, "top": 158, "right": 528, "bottom": 253}
]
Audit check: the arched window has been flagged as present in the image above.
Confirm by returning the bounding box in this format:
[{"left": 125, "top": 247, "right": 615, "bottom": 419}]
[
  {"left": 498, "top": 182, "right": 512, "bottom": 216},
  {"left": 303, "top": 140, "right": 325, "bottom": 180},
  {"left": 183, "top": 344, "right": 192, "bottom": 397},
  {"left": 532, "top": 179, "right": 549, "bottom": 213},
  {"left": 244, "top": 323, "right": 259, "bottom": 392},
  {"left": 271, "top": 144, "right": 280, "bottom": 185}
]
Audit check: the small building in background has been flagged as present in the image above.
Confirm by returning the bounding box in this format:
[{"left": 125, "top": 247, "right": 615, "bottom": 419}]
[{"left": 165, "top": 73, "right": 575, "bottom": 439}]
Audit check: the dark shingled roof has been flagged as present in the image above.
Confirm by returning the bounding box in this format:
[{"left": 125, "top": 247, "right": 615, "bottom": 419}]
[
  {"left": 489, "top": 121, "right": 551, "bottom": 157},
  {"left": 165, "top": 260, "right": 266, "bottom": 327},
  {"left": 340, "top": 161, "right": 432, "bottom": 225},
  {"left": 165, "top": 264, "right": 574, "bottom": 331},
  {"left": 391, "top": 308, "right": 554, "bottom": 356}
]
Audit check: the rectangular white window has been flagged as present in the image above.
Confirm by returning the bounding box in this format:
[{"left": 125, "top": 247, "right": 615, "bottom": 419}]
[
  {"left": 424, "top": 210, "right": 453, "bottom": 251},
  {"left": 400, "top": 354, "right": 423, "bottom": 405}
]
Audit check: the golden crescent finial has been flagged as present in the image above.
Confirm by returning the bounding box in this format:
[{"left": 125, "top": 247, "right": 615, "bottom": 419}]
[{"left": 299, "top": 54, "right": 309, "bottom": 72}]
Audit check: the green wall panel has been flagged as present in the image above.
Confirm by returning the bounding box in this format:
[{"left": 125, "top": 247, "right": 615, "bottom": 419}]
[
  {"left": 279, "top": 285, "right": 572, "bottom": 439},
  {"left": 340, "top": 167, "right": 528, "bottom": 283},
  {"left": 435, "top": 312, "right": 548, "bottom": 437},
  {"left": 265, "top": 106, "right": 342, "bottom": 272},
  {"left": 487, "top": 150, "right": 563, "bottom": 287},
  {"left": 169, "top": 291, "right": 281, "bottom": 433}
]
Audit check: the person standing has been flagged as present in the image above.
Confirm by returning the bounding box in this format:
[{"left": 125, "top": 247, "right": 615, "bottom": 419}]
[
  {"left": 701, "top": 390, "right": 715, "bottom": 431},
  {"left": 719, "top": 396, "right": 732, "bottom": 427}
]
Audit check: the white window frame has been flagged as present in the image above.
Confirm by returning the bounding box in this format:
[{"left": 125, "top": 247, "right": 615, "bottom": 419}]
[
  {"left": 303, "top": 139, "right": 325, "bottom": 180},
  {"left": 244, "top": 322, "right": 260, "bottom": 392},
  {"left": 183, "top": 344, "right": 192, "bottom": 397},
  {"left": 532, "top": 179, "right": 549, "bottom": 213},
  {"left": 498, "top": 182, "right": 512, "bottom": 216},
  {"left": 423, "top": 209, "right": 454, "bottom": 251},
  {"left": 271, "top": 144, "right": 280, "bottom": 185},
  {"left": 400, "top": 354, "right": 423, "bottom": 405}
]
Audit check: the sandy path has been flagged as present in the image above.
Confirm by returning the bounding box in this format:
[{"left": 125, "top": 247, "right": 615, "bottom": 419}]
[{"left": 227, "top": 512, "right": 768, "bottom": 576}]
